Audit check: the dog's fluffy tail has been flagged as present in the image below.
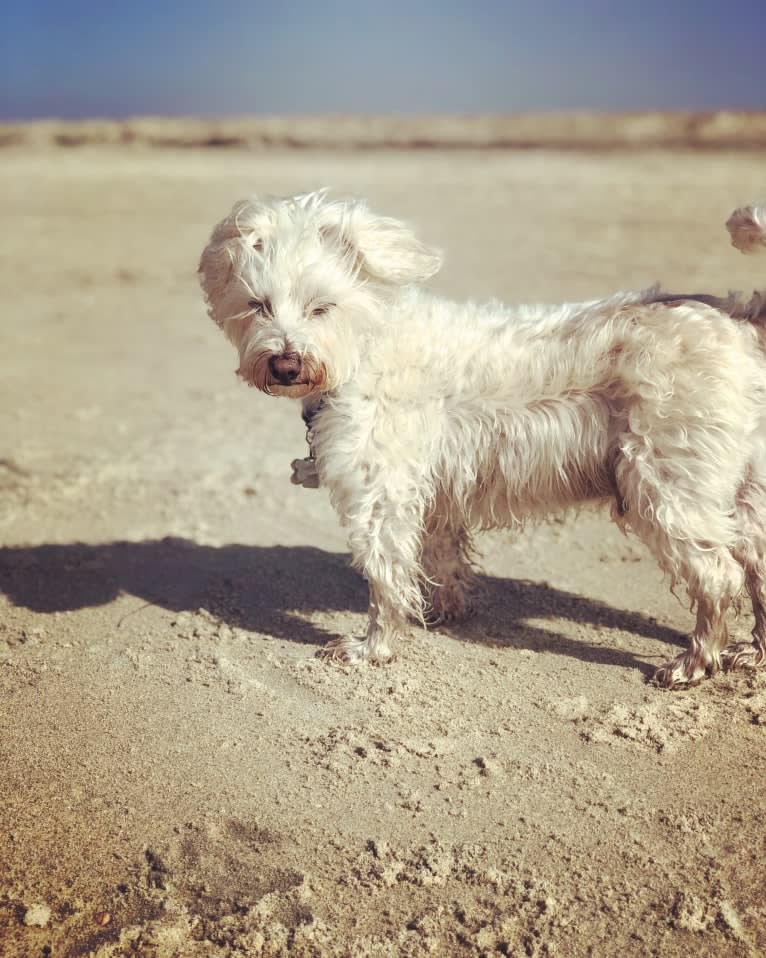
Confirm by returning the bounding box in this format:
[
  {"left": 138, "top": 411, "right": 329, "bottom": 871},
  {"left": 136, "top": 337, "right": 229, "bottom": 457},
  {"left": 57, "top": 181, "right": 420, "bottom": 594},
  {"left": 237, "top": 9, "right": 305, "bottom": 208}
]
[{"left": 727, "top": 202, "right": 766, "bottom": 254}]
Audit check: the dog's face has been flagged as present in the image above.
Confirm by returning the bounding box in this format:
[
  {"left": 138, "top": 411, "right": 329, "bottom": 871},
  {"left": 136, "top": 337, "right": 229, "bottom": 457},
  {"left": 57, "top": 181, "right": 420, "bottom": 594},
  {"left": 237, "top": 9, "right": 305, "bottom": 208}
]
[{"left": 199, "top": 191, "right": 441, "bottom": 398}]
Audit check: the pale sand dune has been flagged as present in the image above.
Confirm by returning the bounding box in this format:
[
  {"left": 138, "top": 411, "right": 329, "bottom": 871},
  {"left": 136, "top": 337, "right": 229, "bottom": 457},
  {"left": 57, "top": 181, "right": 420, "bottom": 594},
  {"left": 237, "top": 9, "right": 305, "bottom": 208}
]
[
  {"left": 3, "top": 111, "right": 766, "bottom": 149},
  {"left": 1, "top": 144, "right": 765, "bottom": 956}
]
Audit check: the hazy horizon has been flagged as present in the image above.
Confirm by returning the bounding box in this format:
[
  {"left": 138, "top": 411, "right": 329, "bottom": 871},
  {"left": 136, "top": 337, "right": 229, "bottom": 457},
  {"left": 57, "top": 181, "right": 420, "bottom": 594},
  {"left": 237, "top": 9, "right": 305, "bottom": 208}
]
[{"left": 2, "top": 1, "right": 764, "bottom": 121}]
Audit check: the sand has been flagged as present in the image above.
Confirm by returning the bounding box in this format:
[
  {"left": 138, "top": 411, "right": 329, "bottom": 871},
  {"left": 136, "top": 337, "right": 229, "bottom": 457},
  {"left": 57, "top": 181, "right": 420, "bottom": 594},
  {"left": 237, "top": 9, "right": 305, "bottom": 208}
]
[{"left": 1, "top": 135, "right": 766, "bottom": 957}]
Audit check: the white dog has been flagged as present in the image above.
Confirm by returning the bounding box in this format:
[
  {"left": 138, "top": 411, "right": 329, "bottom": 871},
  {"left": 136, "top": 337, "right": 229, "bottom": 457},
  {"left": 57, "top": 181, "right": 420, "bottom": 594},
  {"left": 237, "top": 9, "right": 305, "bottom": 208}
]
[{"left": 199, "top": 192, "right": 766, "bottom": 689}]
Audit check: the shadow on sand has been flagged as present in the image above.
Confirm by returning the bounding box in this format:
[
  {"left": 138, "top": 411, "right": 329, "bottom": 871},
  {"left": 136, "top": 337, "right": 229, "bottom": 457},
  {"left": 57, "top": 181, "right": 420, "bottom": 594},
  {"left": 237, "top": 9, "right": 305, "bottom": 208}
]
[{"left": 0, "top": 538, "right": 686, "bottom": 676}]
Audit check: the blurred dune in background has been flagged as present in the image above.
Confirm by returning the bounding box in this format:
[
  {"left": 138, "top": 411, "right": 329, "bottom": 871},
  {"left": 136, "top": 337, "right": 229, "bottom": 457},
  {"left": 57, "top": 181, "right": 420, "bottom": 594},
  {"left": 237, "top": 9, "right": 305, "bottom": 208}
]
[{"left": 3, "top": 111, "right": 766, "bottom": 150}]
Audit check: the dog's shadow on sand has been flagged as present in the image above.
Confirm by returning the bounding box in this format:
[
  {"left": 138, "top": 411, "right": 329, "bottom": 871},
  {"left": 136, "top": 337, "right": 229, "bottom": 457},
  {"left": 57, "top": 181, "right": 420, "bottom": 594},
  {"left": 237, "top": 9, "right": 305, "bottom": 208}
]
[{"left": 0, "top": 538, "right": 685, "bottom": 676}]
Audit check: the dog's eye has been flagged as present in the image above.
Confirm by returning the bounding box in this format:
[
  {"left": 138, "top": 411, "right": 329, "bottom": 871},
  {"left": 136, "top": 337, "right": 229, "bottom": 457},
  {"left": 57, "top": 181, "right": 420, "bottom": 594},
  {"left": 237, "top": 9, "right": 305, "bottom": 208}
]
[
  {"left": 311, "top": 303, "right": 335, "bottom": 317},
  {"left": 248, "top": 299, "right": 271, "bottom": 316}
]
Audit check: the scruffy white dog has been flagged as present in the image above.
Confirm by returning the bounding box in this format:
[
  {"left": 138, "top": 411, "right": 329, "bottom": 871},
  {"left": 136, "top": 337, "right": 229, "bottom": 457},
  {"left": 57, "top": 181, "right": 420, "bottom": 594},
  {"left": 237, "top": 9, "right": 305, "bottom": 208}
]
[{"left": 199, "top": 193, "right": 766, "bottom": 689}]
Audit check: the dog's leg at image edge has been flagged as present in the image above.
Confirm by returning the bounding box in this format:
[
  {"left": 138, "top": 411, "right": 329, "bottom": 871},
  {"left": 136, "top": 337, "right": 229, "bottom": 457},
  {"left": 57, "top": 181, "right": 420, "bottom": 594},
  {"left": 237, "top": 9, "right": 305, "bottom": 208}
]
[
  {"left": 724, "top": 473, "right": 766, "bottom": 672},
  {"left": 616, "top": 454, "right": 744, "bottom": 688}
]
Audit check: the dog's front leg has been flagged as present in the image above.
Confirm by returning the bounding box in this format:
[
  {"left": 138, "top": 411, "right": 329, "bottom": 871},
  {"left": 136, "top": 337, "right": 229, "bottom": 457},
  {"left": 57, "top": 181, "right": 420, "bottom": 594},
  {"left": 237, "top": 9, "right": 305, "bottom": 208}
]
[
  {"left": 324, "top": 581, "right": 405, "bottom": 665},
  {"left": 320, "top": 495, "right": 425, "bottom": 665}
]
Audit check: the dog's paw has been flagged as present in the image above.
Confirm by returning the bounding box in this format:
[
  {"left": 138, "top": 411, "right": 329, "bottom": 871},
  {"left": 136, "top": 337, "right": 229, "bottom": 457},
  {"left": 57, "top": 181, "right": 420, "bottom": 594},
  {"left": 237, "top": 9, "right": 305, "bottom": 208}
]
[
  {"left": 425, "top": 585, "right": 475, "bottom": 625},
  {"left": 650, "top": 651, "right": 710, "bottom": 690},
  {"left": 721, "top": 641, "right": 766, "bottom": 672},
  {"left": 317, "top": 635, "right": 395, "bottom": 665}
]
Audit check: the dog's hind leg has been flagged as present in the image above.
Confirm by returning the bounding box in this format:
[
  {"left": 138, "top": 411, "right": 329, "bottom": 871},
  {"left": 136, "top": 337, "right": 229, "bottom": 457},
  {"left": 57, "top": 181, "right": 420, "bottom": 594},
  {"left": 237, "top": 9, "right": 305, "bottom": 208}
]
[
  {"left": 421, "top": 498, "right": 478, "bottom": 624},
  {"left": 723, "top": 471, "right": 766, "bottom": 672},
  {"left": 724, "top": 569, "right": 766, "bottom": 670},
  {"left": 647, "top": 542, "right": 742, "bottom": 689},
  {"left": 614, "top": 449, "right": 744, "bottom": 689}
]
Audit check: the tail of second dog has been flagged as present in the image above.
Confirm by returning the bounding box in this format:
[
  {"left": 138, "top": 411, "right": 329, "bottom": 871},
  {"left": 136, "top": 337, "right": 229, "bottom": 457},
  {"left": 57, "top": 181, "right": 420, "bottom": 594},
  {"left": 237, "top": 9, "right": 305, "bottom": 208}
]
[{"left": 728, "top": 202, "right": 766, "bottom": 255}]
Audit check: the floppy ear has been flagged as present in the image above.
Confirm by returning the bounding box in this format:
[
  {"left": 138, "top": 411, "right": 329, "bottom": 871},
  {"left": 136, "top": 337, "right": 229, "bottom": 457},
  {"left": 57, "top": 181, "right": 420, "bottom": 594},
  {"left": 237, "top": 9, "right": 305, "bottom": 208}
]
[
  {"left": 198, "top": 199, "right": 262, "bottom": 327},
  {"left": 319, "top": 199, "right": 442, "bottom": 285},
  {"left": 198, "top": 232, "right": 235, "bottom": 327}
]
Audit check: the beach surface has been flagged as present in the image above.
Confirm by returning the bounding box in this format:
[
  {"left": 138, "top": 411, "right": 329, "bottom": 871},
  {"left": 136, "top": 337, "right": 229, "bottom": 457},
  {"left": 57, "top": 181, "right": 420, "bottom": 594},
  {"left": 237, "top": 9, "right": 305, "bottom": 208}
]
[{"left": 1, "top": 129, "right": 765, "bottom": 956}]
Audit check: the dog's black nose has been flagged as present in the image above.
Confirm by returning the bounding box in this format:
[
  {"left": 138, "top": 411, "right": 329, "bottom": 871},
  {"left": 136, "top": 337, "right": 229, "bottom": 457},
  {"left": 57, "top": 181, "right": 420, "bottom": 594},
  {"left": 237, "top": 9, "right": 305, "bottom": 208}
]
[{"left": 268, "top": 352, "right": 302, "bottom": 384}]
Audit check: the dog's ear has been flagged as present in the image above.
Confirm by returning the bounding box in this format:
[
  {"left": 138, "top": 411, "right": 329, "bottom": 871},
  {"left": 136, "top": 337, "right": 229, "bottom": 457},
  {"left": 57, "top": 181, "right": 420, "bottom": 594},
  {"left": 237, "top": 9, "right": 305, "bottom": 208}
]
[
  {"left": 198, "top": 200, "right": 262, "bottom": 327},
  {"left": 198, "top": 233, "right": 234, "bottom": 327},
  {"left": 319, "top": 200, "right": 442, "bottom": 285}
]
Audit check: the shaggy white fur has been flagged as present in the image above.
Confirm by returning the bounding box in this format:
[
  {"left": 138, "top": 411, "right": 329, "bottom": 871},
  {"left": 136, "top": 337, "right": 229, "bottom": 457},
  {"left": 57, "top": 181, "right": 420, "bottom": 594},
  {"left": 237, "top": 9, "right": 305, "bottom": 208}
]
[{"left": 200, "top": 194, "right": 766, "bottom": 689}]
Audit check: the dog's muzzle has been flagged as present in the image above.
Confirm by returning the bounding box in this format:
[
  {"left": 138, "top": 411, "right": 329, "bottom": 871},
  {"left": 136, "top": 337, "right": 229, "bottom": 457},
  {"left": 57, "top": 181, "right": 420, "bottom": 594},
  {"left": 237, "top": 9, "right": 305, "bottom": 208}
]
[
  {"left": 246, "top": 349, "right": 325, "bottom": 398},
  {"left": 268, "top": 351, "right": 303, "bottom": 386}
]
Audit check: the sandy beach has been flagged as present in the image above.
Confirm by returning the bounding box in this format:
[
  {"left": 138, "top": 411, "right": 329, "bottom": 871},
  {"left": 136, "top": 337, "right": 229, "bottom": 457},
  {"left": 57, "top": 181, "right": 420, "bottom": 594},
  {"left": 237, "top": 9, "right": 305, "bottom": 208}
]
[{"left": 1, "top": 126, "right": 766, "bottom": 956}]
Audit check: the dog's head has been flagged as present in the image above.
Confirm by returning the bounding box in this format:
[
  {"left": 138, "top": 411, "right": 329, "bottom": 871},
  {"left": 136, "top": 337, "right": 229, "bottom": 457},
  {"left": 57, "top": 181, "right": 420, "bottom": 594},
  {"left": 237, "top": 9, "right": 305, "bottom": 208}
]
[{"left": 198, "top": 190, "right": 441, "bottom": 398}]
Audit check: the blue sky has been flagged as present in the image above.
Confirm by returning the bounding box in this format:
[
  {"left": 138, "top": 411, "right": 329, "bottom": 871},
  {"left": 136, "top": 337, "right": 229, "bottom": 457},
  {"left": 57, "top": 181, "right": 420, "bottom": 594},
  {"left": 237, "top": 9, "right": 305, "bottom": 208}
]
[{"left": 1, "top": 1, "right": 764, "bottom": 119}]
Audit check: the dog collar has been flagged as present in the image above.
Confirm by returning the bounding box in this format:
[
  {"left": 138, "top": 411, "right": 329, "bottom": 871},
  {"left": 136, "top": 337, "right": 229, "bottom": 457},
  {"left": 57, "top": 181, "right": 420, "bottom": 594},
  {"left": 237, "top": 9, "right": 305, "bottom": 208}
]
[{"left": 301, "top": 396, "right": 327, "bottom": 460}]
